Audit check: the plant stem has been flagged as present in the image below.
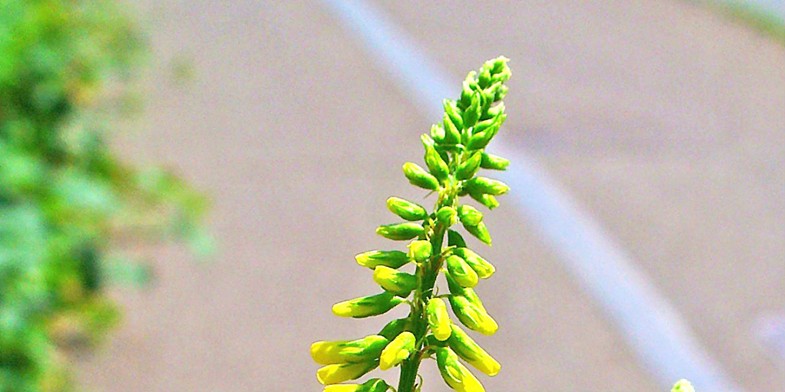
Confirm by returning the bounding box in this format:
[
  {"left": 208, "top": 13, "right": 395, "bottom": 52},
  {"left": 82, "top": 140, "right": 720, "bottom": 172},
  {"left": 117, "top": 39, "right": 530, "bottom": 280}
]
[{"left": 397, "top": 212, "right": 449, "bottom": 392}]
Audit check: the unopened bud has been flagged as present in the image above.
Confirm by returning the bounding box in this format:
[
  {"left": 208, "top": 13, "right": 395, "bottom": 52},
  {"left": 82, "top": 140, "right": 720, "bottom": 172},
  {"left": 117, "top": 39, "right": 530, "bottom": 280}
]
[
  {"left": 403, "top": 162, "right": 440, "bottom": 190},
  {"left": 423, "top": 141, "right": 450, "bottom": 181},
  {"left": 436, "top": 347, "right": 486, "bottom": 392},
  {"left": 464, "top": 177, "right": 509, "bottom": 196},
  {"left": 427, "top": 298, "right": 452, "bottom": 341},
  {"left": 465, "top": 221, "right": 492, "bottom": 246},
  {"left": 407, "top": 240, "right": 432, "bottom": 263},
  {"left": 478, "top": 67, "right": 492, "bottom": 89},
  {"left": 448, "top": 324, "right": 501, "bottom": 376},
  {"left": 316, "top": 361, "right": 378, "bottom": 385},
  {"left": 455, "top": 152, "right": 482, "bottom": 180},
  {"left": 453, "top": 248, "right": 495, "bottom": 279},
  {"left": 373, "top": 266, "right": 417, "bottom": 296},
  {"left": 332, "top": 292, "right": 404, "bottom": 318},
  {"left": 436, "top": 206, "right": 457, "bottom": 226},
  {"left": 430, "top": 123, "right": 446, "bottom": 143},
  {"left": 480, "top": 153, "right": 510, "bottom": 171},
  {"left": 462, "top": 93, "right": 482, "bottom": 128},
  {"left": 310, "top": 335, "right": 389, "bottom": 365},
  {"left": 442, "top": 113, "right": 462, "bottom": 144},
  {"left": 446, "top": 255, "right": 479, "bottom": 288},
  {"left": 355, "top": 250, "right": 409, "bottom": 269},
  {"left": 386, "top": 197, "right": 428, "bottom": 221},
  {"left": 449, "top": 294, "right": 498, "bottom": 336},
  {"left": 443, "top": 99, "right": 464, "bottom": 131},
  {"left": 380, "top": 332, "right": 416, "bottom": 370},
  {"left": 376, "top": 222, "right": 424, "bottom": 241},
  {"left": 671, "top": 380, "right": 695, "bottom": 392},
  {"left": 457, "top": 205, "right": 483, "bottom": 227},
  {"left": 469, "top": 192, "right": 499, "bottom": 210}
]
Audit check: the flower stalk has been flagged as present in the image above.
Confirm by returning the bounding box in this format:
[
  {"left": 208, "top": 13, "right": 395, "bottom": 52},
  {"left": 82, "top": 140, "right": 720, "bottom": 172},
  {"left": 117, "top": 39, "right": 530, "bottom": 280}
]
[{"left": 311, "top": 57, "right": 512, "bottom": 392}]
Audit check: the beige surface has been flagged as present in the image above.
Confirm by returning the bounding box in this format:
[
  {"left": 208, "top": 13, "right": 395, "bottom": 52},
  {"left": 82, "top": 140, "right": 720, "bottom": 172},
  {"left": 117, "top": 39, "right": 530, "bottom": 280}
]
[{"left": 78, "top": 1, "right": 785, "bottom": 391}]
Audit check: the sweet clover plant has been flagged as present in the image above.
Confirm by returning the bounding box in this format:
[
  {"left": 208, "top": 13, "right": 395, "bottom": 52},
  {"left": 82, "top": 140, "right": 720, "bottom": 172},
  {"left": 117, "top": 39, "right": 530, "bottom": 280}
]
[
  {"left": 310, "top": 57, "right": 698, "bottom": 392},
  {"left": 0, "top": 1, "right": 208, "bottom": 390},
  {"left": 311, "top": 57, "right": 511, "bottom": 392}
]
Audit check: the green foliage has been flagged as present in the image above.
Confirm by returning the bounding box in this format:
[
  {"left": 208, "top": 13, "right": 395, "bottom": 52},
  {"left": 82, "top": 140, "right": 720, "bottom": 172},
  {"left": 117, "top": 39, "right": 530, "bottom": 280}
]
[
  {"left": 0, "top": 1, "right": 208, "bottom": 391},
  {"left": 311, "top": 57, "right": 511, "bottom": 392}
]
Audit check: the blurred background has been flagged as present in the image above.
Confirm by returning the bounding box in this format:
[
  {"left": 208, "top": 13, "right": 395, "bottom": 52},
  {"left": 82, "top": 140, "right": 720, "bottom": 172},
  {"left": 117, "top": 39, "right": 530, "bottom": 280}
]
[{"left": 2, "top": 1, "right": 785, "bottom": 391}]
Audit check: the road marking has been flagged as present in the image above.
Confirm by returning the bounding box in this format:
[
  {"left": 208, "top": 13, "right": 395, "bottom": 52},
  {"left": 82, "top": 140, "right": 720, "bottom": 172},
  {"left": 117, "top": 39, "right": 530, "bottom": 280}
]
[{"left": 319, "top": 1, "right": 743, "bottom": 390}]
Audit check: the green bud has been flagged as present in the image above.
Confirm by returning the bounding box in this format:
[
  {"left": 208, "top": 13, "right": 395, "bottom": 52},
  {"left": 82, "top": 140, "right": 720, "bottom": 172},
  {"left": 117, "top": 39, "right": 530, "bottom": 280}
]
[
  {"left": 488, "top": 56, "right": 510, "bottom": 76},
  {"left": 436, "top": 347, "right": 486, "bottom": 392},
  {"left": 442, "top": 113, "right": 462, "bottom": 144},
  {"left": 323, "top": 378, "right": 391, "bottom": 392},
  {"left": 478, "top": 67, "right": 492, "bottom": 89},
  {"left": 317, "top": 361, "right": 378, "bottom": 385},
  {"left": 427, "top": 298, "right": 452, "bottom": 341},
  {"left": 449, "top": 294, "right": 498, "bottom": 336},
  {"left": 376, "top": 222, "right": 424, "bottom": 241},
  {"left": 402, "top": 162, "right": 440, "bottom": 190},
  {"left": 355, "top": 250, "right": 409, "bottom": 269},
  {"left": 469, "top": 192, "right": 499, "bottom": 210},
  {"left": 407, "top": 240, "right": 432, "bottom": 263},
  {"left": 464, "top": 177, "right": 509, "bottom": 196},
  {"left": 373, "top": 266, "right": 417, "bottom": 296},
  {"left": 448, "top": 324, "right": 501, "bottom": 376},
  {"left": 446, "top": 255, "right": 479, "bottom": 288},
  {"left": 460, "top": 72, "right": 477, "bottom": 108},
  {"left": 332, "top": 292, "right": 404, "bottom": 318},
  {"left": 671, "top": 380, "right": 695, "bottom": 392},
  {"left": 455, "top": 152, "right": 482, "bottom": 180},
  {"left": 465, "top": 221, "right": 492, "bottom": 246},
  {"left": 386, "top": 197, "right": 428, "bottom": 221},
  {"left": 423, "top": 139, "right": 450, "bottom": 181},
  {"left": 430, "top": 123, "right": 446, "bottom": 143},
  {"left": 378, "top": 318, "right": 409, "bottom": 340},
  {"left": 310, "top": 335, "right": 390, "bottom": 365},
  {"left": 436, "top": 206, "right": 457, "bottom": 226},
  {"left": 379, "top": 331, "right": 416, "bottom": 370},
  {"left": 453, "top": 248, "right": 495, "bottom": 279},
  {"left": 462, "top": 92, "right": 481, "bottom": 129},
  {"left": 480, "top": 153, "right": 509, "bottom": 171},
  {"left": 443, "top": 99, "right": 464, "bottom": 131},
  {"left": 457, "top": 204, "right": 483, "bottom": 227},
  {"left": 447, "top": 229, "right": 467, "bottom": 248},
  {"left": 472, "top": 117, "right": 497, "bottom": 135},
  {"left": 486, "top": 102, "right": 505, "bottom": 119}
]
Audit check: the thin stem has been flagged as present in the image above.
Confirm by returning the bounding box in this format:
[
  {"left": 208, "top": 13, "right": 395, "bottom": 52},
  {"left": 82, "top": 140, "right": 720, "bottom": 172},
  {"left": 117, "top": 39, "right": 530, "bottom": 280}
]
[{"left": 397, "top": 190, "right": 453, "bottom": 392}]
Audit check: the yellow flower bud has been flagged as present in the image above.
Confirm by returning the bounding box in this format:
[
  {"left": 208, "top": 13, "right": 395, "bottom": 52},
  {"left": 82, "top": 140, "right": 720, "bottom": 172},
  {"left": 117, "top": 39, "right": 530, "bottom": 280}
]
[
  {"left": 376, "top": 222, "right": 425, "bottom": 241},
  {"left": 427, "top": 298, "right": 451, "bottom": 341},
  {"left": 373, "top": 266, "right": 417, "bottom": 296},
  {"left": 435, "top": 347, "right": 485, "bottom": 392},
  {"left": 671, "top": 379, "right": 695, "bottom": 392},
  {"left": 436, "top": 206, "right": 457, "bottom": 226},
  {"left": 332, "top": 292, "right": 404, "bottom": 318},
  {"left": 448, "top": 324, "right": 501, "bottom": 376},
  {"left": 456, "top": 152, "right": 482, "bottom": 181},
  {"left": 407, "top": 240, "right": 432, "bottom": 263},
  {"left": 310, "top": 335, "right": 389, "bottom": 365},
  {"left": 449, "top": 295, "right": 498, "bottom": 336},
  {"left": 386, "top": 197, "right": 428, "bottom": 221},
  {"left": 446, "top": 255, "right": 479, "bottom": 288},
  {"left": 316, "top": 361, "right": 377, "bottom": 385},
  {"left": 380, "top": 331, "right": 416, "bottom": 370},
  {"left": 403, "top": 162, "right": 439, "bottom": 191},
  {"left": 355, "top": 250, "right": 410, "bottom": 269},
  {"left": 457, "top": 205, "right": 483, "bottom": 227},
  {"left": 464, "top": 221, "right": 492, "bottom": 246},
  {"left": 453, "top": 248, "right": 495, "bottom": 279}
]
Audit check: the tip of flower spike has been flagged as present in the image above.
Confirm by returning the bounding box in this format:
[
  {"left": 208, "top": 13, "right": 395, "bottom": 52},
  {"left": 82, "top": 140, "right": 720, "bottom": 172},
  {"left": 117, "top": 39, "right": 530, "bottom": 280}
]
[{"left": 671, "top": 380, "right": 695, "bottom": 392}]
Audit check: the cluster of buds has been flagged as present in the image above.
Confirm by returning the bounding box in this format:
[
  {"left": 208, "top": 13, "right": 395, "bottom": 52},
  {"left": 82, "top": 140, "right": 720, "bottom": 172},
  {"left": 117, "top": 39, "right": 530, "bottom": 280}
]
[{"left": 312, "top": 57, "right": 512, "bottom": 392}]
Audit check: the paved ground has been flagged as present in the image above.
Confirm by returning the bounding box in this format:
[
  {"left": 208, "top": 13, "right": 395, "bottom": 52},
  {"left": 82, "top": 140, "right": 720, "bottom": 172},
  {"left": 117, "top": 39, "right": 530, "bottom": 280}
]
[{"left": 78, "top": 1, "right": 785, "bottom": 391}]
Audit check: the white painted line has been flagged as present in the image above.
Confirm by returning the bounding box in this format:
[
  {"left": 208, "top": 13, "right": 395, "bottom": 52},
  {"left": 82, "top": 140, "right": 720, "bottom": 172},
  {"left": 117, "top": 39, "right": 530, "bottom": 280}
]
[{"left": 319, "top": 1, "right": 743, "bottom": 391}]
